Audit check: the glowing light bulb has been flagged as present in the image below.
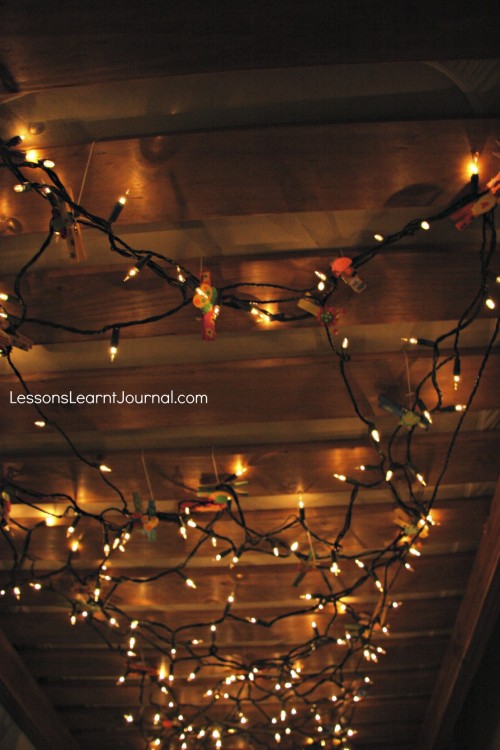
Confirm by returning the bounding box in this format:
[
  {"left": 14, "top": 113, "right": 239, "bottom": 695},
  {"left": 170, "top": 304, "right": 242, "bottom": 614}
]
[
  {"left": 109, "top": 191, "right": 129, "bottom": 223},
  {"left": 416, "top": 473, "right": 426, "bottom": 486},
  {"left": 34, "top": 419, "right": 46, "bottom": 428},
  {"left": 485, "top": 298, "right": 496, "bottom": 310},
  {"left": 371, "top": 428, "right": 381, "bottom": 443},
  {"left": 374, "top": 233, "right": 384, "bottom": 242},
  {"left": 470, "top": 151, "right": 479, "bottom": 176},
  {"left": 109, "top": 327, "right": 120, "bottom": 362}
]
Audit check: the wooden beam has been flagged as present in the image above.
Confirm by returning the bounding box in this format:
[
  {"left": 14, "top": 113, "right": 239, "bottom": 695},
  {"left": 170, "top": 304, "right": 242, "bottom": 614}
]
[
  {"left": 2, "top": 250, "right": 499, "bottom": 345},
  {"left": 0, "top": 626, "right": 80, "bottom": 750},
  {"left": 418, "top": 477, "right": 500, "bottom": 749},
  {"left": 1, "top": 121, "right": 499, "bottom": 233},
  {"left": 0, "top": 1, "right": 497, "bottom": 93}
]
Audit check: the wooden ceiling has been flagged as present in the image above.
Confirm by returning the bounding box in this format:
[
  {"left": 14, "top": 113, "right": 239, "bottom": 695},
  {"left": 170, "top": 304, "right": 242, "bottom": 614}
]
[{"left": 1, "top": 4, "right": 500, "bottom": 750}]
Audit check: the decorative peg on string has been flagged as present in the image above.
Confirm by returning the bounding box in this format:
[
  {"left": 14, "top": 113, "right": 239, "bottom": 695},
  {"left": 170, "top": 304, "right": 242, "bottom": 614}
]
[
  {"left": 0, "top": 318, "right": 33, "bottom": 356},
  {"left": 378, "top": 394, "right": 430, "bottom": 431},
  {"left": 141, "top": 499, "right": 159, "bottom": 541},
  {"left": 450, "top": 170, "right": 500, "bottom": 230},
  {"left": 193, "top": 271, "right": 218, "bottom": 340},
  {"left": 131, "top": 493, "right": 158, "bottom": 540},
  {"left": 46, "top": 188, "right": 87, "bottom": 261},
  {"left": 331, "top": 257, "right": 366, "bottom": 293},
  {"left": 297, "top": 297, "right": 343, "bottom": 332}
]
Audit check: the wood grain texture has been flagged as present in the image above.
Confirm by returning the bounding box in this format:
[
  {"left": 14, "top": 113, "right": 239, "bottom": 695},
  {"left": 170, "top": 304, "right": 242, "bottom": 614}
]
[
  {"left": 0, "top": 1, "right": 497, "bottom": 93},
  {"left": 0, "top": 626, "right": 80, "bottom": 750},
  {"left": 418, "top": 478, "right": 500, "bottom": 750},
  {"left": 1, "top": 121, "right": 499, "bottom": 234}
]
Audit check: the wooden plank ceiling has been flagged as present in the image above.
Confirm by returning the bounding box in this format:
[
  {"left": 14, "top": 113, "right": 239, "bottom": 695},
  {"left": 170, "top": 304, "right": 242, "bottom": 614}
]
[{"left": 0, "top": 5, "right": 499, "bottom": 750}]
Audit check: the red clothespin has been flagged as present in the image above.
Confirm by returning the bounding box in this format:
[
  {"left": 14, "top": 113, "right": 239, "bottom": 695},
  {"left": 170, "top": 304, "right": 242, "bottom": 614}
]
[
  {"left": 451, "top": 171, "right": 500, "bottom": 230},
  {"left": 331, "top": 257, "right": 366, "bottom": 292},
  {"left": 193, "top": 271, "right": 218, "bottom": 340}
]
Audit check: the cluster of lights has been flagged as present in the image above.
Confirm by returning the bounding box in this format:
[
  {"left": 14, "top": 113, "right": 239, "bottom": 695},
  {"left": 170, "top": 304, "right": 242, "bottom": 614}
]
[{"left": 0, "top": 136, "right": 498, "bottom": 749}]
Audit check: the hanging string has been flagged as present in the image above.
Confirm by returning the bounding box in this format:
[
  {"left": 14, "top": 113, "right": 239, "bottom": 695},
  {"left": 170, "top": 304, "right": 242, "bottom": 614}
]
[{"left": 76, "top": 140, "right": 95, "bottom": 206}]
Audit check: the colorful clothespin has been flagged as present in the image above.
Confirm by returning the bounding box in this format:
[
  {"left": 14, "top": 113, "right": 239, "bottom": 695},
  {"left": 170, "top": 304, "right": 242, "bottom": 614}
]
[
  {"left": 378, "top": 394, "right": 429, "bottom": 431},
  {"left": 331, "top": 257, "right": 366, "bottom": 293},
  {"left": 193, "top": 271, "right": 218, "bottom": 340},
  {"left": 131, "top": 492, "right": 158, "bottom": 540},
  {"left": 141, "top": 499, "right": 159, "bottom": 541},
  {"left": 297, "top": 297, "right": 343, "bottom": 332},
  {"left": 393, "top": 508, "right": 419, "bottom": 536},
  {"left": 451, "top": 171, "right": 500, "bottom": 230},
  {"left": 197, "top": 473, "right": 249, "bottom": 504}
]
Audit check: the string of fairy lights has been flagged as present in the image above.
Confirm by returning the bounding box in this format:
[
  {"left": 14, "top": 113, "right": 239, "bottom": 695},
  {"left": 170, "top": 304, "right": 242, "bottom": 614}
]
[{"left": 0, "top": 134, "right": 499, "bottom": 750}]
